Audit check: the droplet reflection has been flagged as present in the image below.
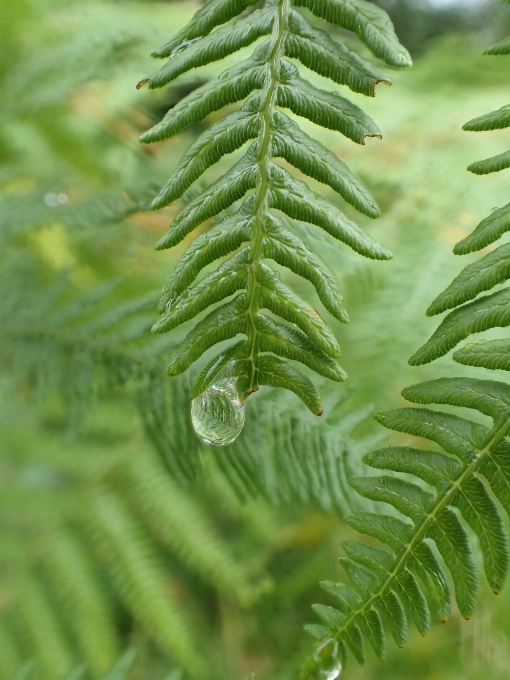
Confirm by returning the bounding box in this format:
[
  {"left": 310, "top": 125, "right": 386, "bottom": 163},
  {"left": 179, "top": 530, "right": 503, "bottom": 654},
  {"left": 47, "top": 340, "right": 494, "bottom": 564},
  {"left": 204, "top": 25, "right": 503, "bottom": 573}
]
[
  {"left": 191, "top": 364, "right": 245, "bottom": 446},
  {"left": 310, "top": 639, "right": 342, "bottom": 680}
]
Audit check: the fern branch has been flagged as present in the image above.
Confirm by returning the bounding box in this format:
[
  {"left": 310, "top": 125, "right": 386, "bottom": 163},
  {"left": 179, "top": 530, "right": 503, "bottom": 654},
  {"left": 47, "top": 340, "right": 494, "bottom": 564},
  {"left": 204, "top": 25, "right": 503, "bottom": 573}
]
[
  {"left": 140, "top": 0, "right": 410, "bottom": 412},
  {"left": 304, "top": 377, "right": 510, "bottom": 671}
]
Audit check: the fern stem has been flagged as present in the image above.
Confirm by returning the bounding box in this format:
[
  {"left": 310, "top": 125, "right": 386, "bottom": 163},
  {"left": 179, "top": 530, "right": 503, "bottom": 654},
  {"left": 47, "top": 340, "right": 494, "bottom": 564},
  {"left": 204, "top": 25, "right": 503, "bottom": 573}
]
[
  {"left": 245, "top": 0, "right": 290, "bottom": 396},
  {"left": 330, "top": 415, "right": 510, "bottom": 643}
]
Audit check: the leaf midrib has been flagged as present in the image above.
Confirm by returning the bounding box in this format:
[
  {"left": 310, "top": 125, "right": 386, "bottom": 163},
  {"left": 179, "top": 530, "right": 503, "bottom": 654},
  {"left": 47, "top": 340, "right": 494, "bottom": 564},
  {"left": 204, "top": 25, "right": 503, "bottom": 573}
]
[{"left": 245, "top": 0, "right": 290, "bottom": 396}]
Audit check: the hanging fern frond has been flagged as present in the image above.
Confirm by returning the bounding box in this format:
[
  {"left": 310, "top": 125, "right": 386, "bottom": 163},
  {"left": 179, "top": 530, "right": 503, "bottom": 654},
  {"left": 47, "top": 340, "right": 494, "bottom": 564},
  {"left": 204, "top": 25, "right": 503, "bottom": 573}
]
[
  {"left": 410, "top": 18, "right": 510, "bottom": 369},
  {"left": 304, "top": 376, "right": 510, "bottom": 671},
  {"left": 8, "top": 649, "right": 137, "bottom": 680},
  {"left": 139, "top": 0, "right": 411, "bottom": 413}
]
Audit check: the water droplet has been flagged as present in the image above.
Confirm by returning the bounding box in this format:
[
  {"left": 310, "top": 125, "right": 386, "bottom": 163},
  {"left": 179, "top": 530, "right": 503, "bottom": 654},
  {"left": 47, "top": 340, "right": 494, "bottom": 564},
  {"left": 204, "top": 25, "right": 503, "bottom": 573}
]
[
  {"left": 170, "top": 37, "right": 202, "bottom": 56},
  {"left": 191, "top": 361, "right": 245, "bottom": 446},
  {"left": 310, "top": 640, "right": 342, "bottom": 680},
  {"left": 165, "top": 298, "right": 175, "bottom": 311},
  {"left": 490, "top": 207, "right": 500, "bottom": 214}
]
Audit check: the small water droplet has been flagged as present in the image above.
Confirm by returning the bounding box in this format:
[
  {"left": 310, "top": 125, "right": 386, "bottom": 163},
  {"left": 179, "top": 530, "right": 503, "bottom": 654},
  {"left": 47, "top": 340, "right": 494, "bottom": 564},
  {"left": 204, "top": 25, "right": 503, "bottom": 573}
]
[
  {"left": 165, "top": 298, "right": 175, "bottom": 311},
  {"left": 310, "top": 639, "right": 342, "bottom": 680},
  {"left": 170, "top": 37, "right": 201, "bottom": 56},
  {"left": 191, "top": 361, "right": 245, "bottom": 446},
  {"left": 490, "top": 207, "right": 500, "bottom": 214}
]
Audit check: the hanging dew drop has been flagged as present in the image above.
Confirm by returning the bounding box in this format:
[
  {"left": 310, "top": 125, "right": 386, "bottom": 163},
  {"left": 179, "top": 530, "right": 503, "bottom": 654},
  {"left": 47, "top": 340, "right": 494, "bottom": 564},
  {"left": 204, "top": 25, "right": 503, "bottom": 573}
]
[
  {"left": 309, "top": 639, "right": 343, "bottom": 680},
  {"left": 191, "top": 361, "right": 245, "bottom": 446}
]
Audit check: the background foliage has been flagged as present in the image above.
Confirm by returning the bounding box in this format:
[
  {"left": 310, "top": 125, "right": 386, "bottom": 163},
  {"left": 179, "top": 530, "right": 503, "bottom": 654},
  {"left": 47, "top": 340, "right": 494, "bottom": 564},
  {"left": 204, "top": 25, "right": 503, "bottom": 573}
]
[{"left": 3, "top": 1, "right": 510, "bottom": 679}]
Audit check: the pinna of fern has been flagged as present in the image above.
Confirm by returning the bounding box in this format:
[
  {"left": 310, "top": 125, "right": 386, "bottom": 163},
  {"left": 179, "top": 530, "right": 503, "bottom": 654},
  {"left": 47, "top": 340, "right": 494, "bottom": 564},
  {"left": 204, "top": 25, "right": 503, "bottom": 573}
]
[
  {"left": 138, "top": 0, "right": 411, "bottom": 416},
  {"left": 303, "top": 21, "right": 510, "bottom": 676}
]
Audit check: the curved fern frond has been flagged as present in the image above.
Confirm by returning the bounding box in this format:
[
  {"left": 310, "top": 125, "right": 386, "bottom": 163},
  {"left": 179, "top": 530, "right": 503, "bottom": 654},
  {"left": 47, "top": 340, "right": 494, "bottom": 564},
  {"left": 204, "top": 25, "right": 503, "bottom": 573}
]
[
  {"left": 305, "top": 376, "right": 510, "bottom": 670},
  {"left": 410, "top": 22, "right": 510, "bottom": 368},
  {"left": 41, "top": 531, "right": 119, "bottom": 677},
  {"left": 139, "top": 0, "right": 411, "bottom": 412},
  {"left": 83, "top": 491, "right": 207, "bottom": 679},
  {"left": 8, "top": 650, "right": 137, "bottom": 680}
]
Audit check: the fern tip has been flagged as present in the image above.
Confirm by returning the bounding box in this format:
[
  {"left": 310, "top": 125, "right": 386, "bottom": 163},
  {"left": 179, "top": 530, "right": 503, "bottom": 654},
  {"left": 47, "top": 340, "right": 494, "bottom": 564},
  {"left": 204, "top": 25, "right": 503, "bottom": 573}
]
[{"left": 362, "top": 133, "right": 383, "bottom": 146}]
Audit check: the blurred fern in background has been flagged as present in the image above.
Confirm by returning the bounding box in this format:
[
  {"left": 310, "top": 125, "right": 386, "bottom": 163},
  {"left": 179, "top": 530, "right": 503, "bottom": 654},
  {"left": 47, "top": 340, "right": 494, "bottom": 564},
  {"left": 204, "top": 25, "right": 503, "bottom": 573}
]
[{"left": 3, "top": 1, "right": 510, "bottom": 680}]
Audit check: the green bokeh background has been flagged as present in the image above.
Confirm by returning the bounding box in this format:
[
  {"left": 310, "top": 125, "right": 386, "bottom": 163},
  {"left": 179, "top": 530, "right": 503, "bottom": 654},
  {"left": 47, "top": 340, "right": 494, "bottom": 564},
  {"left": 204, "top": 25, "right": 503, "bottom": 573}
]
[{"left": 2, "top": 1, "right": 510, "bottom": 679}]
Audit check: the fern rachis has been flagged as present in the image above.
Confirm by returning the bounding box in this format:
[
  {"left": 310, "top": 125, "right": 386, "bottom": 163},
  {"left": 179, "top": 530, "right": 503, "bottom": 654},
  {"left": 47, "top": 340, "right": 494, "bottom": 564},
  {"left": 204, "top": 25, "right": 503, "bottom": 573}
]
[{"left": 139, "top": 0, "right": 411, "bottom": 422}]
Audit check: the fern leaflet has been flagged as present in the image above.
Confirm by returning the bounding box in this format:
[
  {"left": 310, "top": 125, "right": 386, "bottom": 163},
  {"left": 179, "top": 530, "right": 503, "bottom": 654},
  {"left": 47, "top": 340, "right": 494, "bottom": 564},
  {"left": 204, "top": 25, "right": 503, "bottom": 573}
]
[{"left": 139, "top": 0, "right": 411, "bottom": 413}]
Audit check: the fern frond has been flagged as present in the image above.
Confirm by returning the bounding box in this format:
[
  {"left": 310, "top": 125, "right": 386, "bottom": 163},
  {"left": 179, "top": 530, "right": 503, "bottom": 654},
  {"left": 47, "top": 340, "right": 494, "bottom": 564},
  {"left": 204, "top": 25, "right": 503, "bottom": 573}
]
[
  {"left": 411, "top": 23, "right": 510, "bottom": 368},
  {"left": 83, "top": 491, "right": 207, "bottom": 679},
  {"left": 119, "top": 447, "right": 270, "bottom": 606},
  {"left": 15, "top": 573, "right": 74, "bottom": 680},
  {"left": 0, "top": 620, "right": 21, "bottom": 680},
  {"left": 42, "top": 531, "right": 119, "bottom": 677},
  {"left": 140, "top": 0, "right": 410, "bottom": 413},
  {"left": 7, "top": 649, "right": 136, "bottom": 680},
  {"left": 305, "top": 376, "right": 510, "bottom": 669},
  {"left": 217, "top": 390, "right": 372, "bottom": 514}
]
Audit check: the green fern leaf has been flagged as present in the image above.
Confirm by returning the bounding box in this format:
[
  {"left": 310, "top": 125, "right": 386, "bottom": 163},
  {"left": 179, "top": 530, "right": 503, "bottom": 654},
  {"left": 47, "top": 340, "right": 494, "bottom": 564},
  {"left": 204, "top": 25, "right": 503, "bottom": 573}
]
[
  {"left": 305, "top": 377, "right": 510, "bottom": 670},
  {"left": 42, "top": 531, "right": 119, "bottom": 677},
  {"left": 484, "top": 36, "right": 510, "bottom": 55},
  {"left": 463, "top": 104, "right": 510, "bottom": 132},
  {"left": 415, "top": 20, "right": 510, "bottom": 367},
  {"left": 453, "top": 202, "right": 510, "bottom": 254},
  {"left": 454, "top": 338, "right": 510, "bottom": 371},
  {"left": 140, "top": 0, "right": 410, "bottom": 412},
  {"left": 467, "top": 149, "right": 510, "bottom": 175}
]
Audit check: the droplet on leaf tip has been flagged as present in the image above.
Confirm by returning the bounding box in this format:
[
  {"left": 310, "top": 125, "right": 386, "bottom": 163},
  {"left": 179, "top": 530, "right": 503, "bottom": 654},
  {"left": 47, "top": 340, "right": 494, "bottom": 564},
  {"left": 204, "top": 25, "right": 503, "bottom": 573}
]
[{"left": 191, "top": 361, "right": 245, "bottom": 446}]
